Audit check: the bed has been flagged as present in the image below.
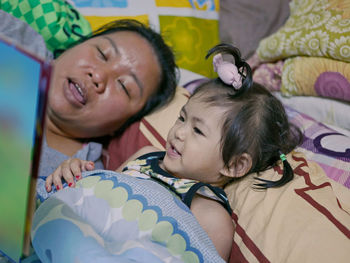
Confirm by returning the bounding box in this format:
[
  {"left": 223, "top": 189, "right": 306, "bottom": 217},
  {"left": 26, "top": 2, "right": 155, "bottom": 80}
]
[{"left": 1, "top": 0, "right": 349, "bottom": 262}]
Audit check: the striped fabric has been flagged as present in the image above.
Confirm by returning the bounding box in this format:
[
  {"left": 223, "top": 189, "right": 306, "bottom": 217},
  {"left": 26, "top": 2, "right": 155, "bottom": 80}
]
[{"left": 226, "top": 151, "right": 350, "bottom": 262}]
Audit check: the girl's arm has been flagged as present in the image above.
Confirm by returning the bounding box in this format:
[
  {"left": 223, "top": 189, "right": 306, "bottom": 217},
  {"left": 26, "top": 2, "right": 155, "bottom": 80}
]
[
  {"left": 191, "top": 195, "right": 234, "bottom": 262},
  {"left": 115, "top": 145, "right": 160, "bottom": 173}
]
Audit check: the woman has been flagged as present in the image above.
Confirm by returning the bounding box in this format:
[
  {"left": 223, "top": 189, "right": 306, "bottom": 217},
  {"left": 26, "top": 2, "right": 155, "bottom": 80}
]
[{"left": 38, "top": 19, "right": 178, "bottom": 187}]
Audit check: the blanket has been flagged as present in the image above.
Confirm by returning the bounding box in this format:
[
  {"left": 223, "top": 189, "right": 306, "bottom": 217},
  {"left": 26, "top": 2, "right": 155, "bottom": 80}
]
[{"left": 32, "top": 170, "right": 224, "bottom": 263}]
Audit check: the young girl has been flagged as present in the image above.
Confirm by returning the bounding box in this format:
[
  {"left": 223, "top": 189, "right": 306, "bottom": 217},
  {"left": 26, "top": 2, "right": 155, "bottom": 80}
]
[{"left": 45, "top": 43, "right": 303, "bottom": 261}]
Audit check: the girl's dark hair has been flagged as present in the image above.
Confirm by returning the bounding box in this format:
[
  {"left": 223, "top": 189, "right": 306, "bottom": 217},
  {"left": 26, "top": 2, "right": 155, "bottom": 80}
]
[
  {"left": 193, "top": 43, "right": 303, "bottom": 189},
  {"left": 56, "top": 19, "right": 178, "bottom": 133}
]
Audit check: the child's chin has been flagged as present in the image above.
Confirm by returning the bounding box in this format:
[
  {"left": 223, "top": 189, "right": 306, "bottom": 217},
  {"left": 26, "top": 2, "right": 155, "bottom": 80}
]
[{"left": 161, "top": 158, "right": 177, "bottom": 174}]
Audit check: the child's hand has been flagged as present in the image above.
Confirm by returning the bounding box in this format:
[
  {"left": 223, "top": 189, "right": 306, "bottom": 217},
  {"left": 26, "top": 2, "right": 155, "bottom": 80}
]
[{"left": 45, "top": 158, "right": 95, "bottom": 192}]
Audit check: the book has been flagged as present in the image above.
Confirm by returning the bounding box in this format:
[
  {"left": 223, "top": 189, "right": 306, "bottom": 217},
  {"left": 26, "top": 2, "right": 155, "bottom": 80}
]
[{"left": 0, "top": 34, "right": 51, "bottom": 263}]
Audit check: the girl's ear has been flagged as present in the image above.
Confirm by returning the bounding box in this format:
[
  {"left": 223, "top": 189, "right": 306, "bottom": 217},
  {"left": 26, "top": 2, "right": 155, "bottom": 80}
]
[{"left": 219, "top": 153, "right": 252, "bottom": 178}]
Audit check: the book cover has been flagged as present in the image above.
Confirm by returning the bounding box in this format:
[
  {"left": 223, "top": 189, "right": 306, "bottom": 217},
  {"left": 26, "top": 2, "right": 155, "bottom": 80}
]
[{"left": 0, "top": 35, "right": 51, "bottom": 263}]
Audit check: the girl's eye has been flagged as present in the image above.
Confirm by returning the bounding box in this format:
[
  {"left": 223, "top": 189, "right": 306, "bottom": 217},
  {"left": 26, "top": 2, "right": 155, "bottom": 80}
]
[
  {"left": 177, "top": 115, "right": 185, "bottom": 122},
  {"left": 193, "top": 127, "right": 204, "bottom": 135},
  {"left": 118, "top": 79, "right": 130, "bottom": 98},
  {"left": 97, "top": 47, "right": 107, "bottom": 61}
]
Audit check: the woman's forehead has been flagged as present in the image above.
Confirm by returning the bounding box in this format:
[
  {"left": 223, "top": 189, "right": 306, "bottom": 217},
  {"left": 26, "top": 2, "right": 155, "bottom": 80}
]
[{"left": 95, "top": 30, "right": 147, "bottom": 46}]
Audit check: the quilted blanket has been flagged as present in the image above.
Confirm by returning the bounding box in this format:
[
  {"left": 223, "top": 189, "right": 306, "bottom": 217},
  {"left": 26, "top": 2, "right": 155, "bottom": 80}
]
[{"left": 31, "top": 170, "right": 224, "bottom": 263}]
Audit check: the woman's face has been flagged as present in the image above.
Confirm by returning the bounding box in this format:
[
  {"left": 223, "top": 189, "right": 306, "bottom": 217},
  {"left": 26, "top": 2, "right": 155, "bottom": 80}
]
[{"left": 48, "top": 31, "right": 161, "bottom": 138}]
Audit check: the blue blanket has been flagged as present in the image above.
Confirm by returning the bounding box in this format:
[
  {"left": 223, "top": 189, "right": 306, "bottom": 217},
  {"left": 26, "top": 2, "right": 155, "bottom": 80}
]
[{"left": 32, "top": 170, "right": 224, "bottom": 263}]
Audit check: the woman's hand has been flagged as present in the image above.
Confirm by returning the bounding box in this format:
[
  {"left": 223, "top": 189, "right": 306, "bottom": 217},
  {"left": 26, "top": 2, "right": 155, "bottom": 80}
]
[{"left": 45, "top": 158, "right": 95, "bottom": 192}]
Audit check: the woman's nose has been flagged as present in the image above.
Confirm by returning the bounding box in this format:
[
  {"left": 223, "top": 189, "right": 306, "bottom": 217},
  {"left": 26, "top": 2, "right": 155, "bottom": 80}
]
[{"left": 88, "top": 68, "right": 107, "bottom": 93}]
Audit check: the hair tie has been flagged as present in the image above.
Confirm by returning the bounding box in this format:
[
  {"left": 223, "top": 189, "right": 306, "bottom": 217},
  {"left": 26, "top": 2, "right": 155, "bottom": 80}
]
[
  {"left": 280, "top": 153, "right": 287, "bottom": 162},
  {"left": 213, "top": 53, "right": 242, "bottom": 90}
]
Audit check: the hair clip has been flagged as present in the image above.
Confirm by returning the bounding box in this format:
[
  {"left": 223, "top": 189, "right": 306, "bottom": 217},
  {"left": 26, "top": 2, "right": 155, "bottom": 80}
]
[
  {"left": 280, "top": 153, "right": 287, "bottom": 162},
  {"left": 213, "top": 53, "right": 242, "bottom": 90}
]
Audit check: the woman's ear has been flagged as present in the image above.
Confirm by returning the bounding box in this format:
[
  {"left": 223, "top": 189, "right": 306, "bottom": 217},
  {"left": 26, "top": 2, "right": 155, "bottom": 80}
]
[{"left": 219, "top": 153, "right": 252, "bottom": 178}]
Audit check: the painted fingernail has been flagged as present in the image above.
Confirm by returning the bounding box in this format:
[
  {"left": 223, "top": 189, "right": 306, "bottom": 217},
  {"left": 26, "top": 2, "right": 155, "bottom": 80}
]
[
  {"left": 76, "top": 175, "right": 80, "bottom": 179},
  {"left": 56, "top": 185, "right": 60, "bottom": 190},
  {"left": 68, "top": 183, "right": 73, "bottom": 187}
]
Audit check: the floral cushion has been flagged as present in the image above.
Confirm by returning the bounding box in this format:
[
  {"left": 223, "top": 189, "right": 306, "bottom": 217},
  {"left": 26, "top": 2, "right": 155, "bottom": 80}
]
[{"left": 257, "top": 0, "right": 350, "bottom": 63}]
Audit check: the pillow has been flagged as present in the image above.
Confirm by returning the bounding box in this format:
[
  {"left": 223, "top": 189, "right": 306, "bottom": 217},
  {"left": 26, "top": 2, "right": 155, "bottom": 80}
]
[
  {"left": 252, "top": 60, "right": 284, "bottom": 92},
  {"left": 106, "top": 86, "right": 190, "bottom": 170},
  {"left": 225, "top": 151, "right": 350, "bottom": 263},
  {"left": 250, "top": 57, "right": 350, "bottom": 128},
  {"left": 281, "top": 56, "right": 350, "bottom": 101},
  {"left": 256, "top": 0, "right": 350, "bottom": 63},
  {"left": 68, "top": 0, "right": 220, "bottom": 78},
  {"left": 286, "top": 106, "right": 350, "bottom": 189},
  {"left": 0, "top": 0, "right": 91, "bottom": 53},
  {"left": 274, "top": 92, "right": 350, "bottom": 131}
]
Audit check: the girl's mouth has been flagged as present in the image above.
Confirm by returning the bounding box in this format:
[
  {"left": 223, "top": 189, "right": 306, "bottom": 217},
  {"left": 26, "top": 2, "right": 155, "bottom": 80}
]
[
  {"left": 167, "top": 144, "right": 182, "bottom": 158},
  {"left": 172, "top": 146, "right": 180, "bottom": 155}
]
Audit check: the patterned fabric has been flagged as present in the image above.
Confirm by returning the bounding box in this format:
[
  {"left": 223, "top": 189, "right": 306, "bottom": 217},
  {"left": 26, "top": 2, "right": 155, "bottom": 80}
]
[
  {"left": 281, "top": 56, "right": 350, "bottom": 101},
  {"left": 225, "top": 151, "right": 350, "bottom": 263},
  {"left": 0, "top": 9, "right": 52, "bottom": 59},
  {"left": 286, "top": 106, "right": 350, "bottom": 188},
  {"left": 68, "top": 0, "right": 220, "bottom": 77},
  {"left": 31, "top": 170, "right": 225, "bottom": 263},
  {"left": 257, "top": 0, "right": 350, "bottom": 63},
  {"left": 122, "top": 151, "right": 231, "bottom": 211},
  {"left": 252, "top": 60, "right": 284, "bottom": 91},
  {"left": 123, "top": 152, "right": 199, "bottom": 196},
  {"left": 274, "top": 91, "right": 350, "bottom": 131},
  {"left": 0, "top": 0, "right": 91, "bottom": 53}
]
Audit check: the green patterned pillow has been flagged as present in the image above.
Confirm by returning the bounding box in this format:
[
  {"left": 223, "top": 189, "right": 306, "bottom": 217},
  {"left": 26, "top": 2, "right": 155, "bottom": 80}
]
[
  {"left": 0, "top": 0, "right": 91, "bottom": 54},
  {"left": 257, "top": 0, "right": 350, "bottom": 62}
]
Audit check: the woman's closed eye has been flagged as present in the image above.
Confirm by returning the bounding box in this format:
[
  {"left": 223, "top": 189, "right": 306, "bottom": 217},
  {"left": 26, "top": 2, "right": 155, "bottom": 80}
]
[
  {"left": 118, "top": 79, "right": 130, "bottom": 98},
  {"left": 97, "top": 46, "right": 107, "bottom": 61}
]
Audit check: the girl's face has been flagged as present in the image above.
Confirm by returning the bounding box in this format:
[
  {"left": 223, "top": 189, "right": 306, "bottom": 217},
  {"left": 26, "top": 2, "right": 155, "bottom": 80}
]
[
  {"left": 48, "top": 31, "right": 161, "bottom": 138},
  {"left": 162, "top": 96, "right": 229, "bottom": 186}
]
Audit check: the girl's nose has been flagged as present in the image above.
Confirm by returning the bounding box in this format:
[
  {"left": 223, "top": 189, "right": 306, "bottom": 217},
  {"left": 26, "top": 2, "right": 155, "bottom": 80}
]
[{"left": 174, "top": 124, "right": 186, "bottom": 141}]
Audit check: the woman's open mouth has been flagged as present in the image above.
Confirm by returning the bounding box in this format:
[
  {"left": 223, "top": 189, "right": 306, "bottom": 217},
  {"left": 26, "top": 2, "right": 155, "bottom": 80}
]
[{"left": 68, "top": 78, "right": 86, "bottom": 105}]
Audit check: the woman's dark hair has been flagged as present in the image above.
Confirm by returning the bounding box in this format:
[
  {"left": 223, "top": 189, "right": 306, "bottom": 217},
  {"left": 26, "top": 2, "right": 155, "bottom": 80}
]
[
  {"left": 192, "top": 43, "right": 303, "bottom": 189},
  {"left": 56, "top": 19, "right": 178, "bottom": 133}
]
